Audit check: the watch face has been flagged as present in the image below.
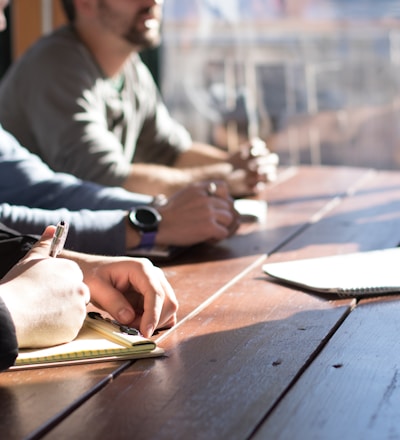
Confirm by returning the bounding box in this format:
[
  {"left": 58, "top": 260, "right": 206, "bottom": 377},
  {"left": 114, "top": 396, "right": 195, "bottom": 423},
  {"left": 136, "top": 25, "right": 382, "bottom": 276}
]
[{"left": 130, "top": 206, "right": 161, "bottom": 232}]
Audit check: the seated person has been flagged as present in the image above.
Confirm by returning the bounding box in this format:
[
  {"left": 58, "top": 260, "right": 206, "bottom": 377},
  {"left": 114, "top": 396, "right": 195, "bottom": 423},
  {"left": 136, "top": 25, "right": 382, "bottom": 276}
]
[
  {"left": 0, "top": 223, "right": 178, "bottom": 371},
  {"left": 0, "top": 124, "right": 240, "bottom": 256},
  {"left": 0, "top": 0, "right": 279, "bottom": 198}
]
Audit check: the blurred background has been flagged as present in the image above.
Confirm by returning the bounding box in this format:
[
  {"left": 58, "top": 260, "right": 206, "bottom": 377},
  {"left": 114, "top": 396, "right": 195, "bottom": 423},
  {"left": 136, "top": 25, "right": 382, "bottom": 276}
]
[
  {"left": 3, "top": 0, "right": 400, "bottom": 169},
  {"left": 161, "top": 0, "right": 400, "bottom": 169}
]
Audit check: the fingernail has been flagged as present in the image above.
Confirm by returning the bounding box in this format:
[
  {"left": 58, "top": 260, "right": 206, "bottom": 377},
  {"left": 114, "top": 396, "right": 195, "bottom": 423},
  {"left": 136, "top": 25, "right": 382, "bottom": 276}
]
[
  {"left": 146, "top": 324, "right": 155, "bottom": 337},
  {"left": 117, "top": 308, "right": 134, "bottom": 323}
]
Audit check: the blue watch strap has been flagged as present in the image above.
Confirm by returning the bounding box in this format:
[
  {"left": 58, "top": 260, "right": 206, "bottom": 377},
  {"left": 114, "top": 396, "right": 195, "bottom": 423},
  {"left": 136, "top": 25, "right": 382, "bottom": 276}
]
[{"left": 139, "top": 231, "right": 157, "bottom": 248}]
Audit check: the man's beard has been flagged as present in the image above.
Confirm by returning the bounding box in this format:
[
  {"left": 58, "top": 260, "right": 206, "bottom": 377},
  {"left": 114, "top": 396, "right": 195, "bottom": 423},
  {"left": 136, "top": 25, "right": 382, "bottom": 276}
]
[
  {"left": 122, "top": 27, "right": 161, "bottom": 50},
  {"left": 97, "top": 0, "right": 162, "bottom": 50}
]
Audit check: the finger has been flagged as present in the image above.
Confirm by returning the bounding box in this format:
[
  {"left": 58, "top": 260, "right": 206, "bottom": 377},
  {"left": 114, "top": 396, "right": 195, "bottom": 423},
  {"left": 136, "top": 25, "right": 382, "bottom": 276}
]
[
  {"left": 138, "top": 265, "right": 170, "bottom": 337},
  {"left": 91, "top": 260, "right": 175, "bottom": 337},
  {"left": 202, "top": 180, "right": 230, "bottom": 199},
  {"left": 239, "top": 138, "right": 268, "bottom": 158},
  {"left": 22, "top": 225, "right": 57, "bottom": 261},
  {"left": 140, "top": 289, "right": 163, "bottom": 337},
  {"left": 246, "top": 160, "right": 278, "bottom": 180},
  {"left": 250, "top": 144, "right": 269, "bottom": 158},
  {"left": 209, "top": 209, "right": 240, "bottom": 241},
  {"left": 82, "top": 283, "right": 91, "bottom": 306},
  {"left": 248, "top": 154, "right": 279, "bottom": 170},
  {"left": 252, "top": 166, "right": 278, "bottom": 183},
  {"left": 135, "top": 264, "right": 179, "bottom": 337},
  {"left": 208, "top": 197, "right": 237, "bottom": 226},
  {"left": 90, "top": 280, "right": 137, "bottom": 325},
  {"left": 153, "top": 267, "right": 178, "bottom": 328}
]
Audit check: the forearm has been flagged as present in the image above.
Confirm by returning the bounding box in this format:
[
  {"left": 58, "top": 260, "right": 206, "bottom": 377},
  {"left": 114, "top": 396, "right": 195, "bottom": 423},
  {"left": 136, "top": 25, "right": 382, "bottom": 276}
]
[
  {"left": 123, "top": 160, "right": 233, "bottom": 197},
  {"left": 0, "top": 204, "right": 128, "bottom": 255},
  {"left": 173, "top": 142, "right": 229, "bottom": 167},
  {"left": 122, "top": 163, "right": 192, "bottom": 196}
]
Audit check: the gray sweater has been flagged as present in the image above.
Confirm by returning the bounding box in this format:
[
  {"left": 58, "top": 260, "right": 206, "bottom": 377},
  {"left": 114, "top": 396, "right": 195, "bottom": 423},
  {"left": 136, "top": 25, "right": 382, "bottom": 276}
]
[{"left": 0, "top": 25, "right": 192, "bottom": 187}]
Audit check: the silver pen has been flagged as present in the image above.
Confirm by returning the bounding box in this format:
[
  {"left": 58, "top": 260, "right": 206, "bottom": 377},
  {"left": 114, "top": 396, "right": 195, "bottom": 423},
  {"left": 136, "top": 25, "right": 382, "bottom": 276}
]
[{"left": 49, "top": 220, "right": 69, "bottom": 257}]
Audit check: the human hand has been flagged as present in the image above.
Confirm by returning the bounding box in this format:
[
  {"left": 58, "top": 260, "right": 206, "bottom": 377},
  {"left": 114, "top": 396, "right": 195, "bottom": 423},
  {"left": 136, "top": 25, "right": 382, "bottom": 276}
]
[
  {"left": 155, "top": 181, "right": 240, "bottom": 247},
  {"left": 228, "top": 138, "right": 279, "bottom": 196},
  {"left": 69, "top": 254, "right": 178, "bottom": 338},
  {"left": 0, "top": 226, "right": 90, "bottom": 348}
]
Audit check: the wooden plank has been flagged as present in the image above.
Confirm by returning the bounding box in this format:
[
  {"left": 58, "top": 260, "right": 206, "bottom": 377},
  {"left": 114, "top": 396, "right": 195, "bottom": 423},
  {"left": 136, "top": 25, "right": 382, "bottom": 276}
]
[
  {"left": 262, "top": 168, "right": 400, "bottom": 265},
  {"left": 253, "top": 296, "right": 400, "bottom": 440},
  {"left": 0, "top": 361, "right": 129, "bottom": 440},
  {"left": 248, "top": 169, "right": 400, "bottom": 439}
]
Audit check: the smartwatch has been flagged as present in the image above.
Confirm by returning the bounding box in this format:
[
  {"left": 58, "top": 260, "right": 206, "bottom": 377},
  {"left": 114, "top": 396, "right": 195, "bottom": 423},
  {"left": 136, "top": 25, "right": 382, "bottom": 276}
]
[{"left": 128, "top": 205, "right": 162, "bottom": 248}]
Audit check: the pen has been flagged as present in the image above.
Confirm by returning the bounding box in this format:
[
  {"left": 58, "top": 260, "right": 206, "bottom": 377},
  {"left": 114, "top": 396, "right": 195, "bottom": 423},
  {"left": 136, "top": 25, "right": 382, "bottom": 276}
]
[{"left": 49, "top": 220, "right": 69, "bottom": 257}]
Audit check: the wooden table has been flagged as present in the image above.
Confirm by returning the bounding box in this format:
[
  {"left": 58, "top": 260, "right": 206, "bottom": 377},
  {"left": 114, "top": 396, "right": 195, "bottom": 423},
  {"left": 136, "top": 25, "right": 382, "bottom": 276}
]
[{"left": 2, "top": 165, "right": 400, "bottom": 440}]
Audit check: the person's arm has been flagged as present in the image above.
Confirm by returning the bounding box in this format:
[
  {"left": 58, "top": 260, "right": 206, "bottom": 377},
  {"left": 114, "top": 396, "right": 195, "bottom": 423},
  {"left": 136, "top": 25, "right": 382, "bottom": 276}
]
[
  {"left": 121, "top": 161, "right": 232, "bottom": 197},
  {"left": 0, "top": 126, "right": 153, "bottom": 212},
  {"left": 0, "top": 176, "right": 240, "bottom": 256},
  {"left": 0, "top": 126, "right": 151, "bottom": 255},
  {"left": 123, "top": 139, "right": 279, "bottom": 198},
  {"left": 0, "top": 128, "right": 240, "bottom": 255},
  {"left": 0, "top": 204, "right": 130, "bottom": 255}
]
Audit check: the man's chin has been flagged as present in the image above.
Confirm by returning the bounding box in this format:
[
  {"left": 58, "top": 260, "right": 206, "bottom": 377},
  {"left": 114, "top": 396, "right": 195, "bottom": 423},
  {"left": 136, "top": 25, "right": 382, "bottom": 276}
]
[{"left": 125, "top": 31, "right": 161, "bottom": 50}]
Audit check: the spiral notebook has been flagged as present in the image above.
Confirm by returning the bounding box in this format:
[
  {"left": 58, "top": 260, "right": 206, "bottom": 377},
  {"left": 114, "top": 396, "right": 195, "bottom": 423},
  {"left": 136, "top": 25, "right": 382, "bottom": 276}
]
[
  {"left": 262, "top": 247, "right": 400, "bottom": 297},
  {"left": 11, "top": 312, "right": 164, "bottom": 370}
]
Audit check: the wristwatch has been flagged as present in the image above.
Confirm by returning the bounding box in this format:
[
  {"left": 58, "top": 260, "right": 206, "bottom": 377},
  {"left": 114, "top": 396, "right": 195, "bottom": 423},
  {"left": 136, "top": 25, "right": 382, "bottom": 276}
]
[{"left": 128, "top": 205, "right": 162, "bottom": 248}]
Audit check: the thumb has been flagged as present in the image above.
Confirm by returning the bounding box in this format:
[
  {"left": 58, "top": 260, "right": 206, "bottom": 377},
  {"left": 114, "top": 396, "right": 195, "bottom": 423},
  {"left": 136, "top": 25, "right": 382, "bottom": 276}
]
[{"left": 25, "top": 225, "right": 57, "bottom": 260}]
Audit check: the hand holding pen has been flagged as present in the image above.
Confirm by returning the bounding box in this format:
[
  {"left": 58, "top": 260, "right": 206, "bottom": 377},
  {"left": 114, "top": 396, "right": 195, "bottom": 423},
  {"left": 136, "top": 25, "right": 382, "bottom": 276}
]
[
  {"left": 0, "top": 224, "right": 90, "bottom": 348},
  {"left": 49, "top": 220, "right": 69, "bottom": 257}
]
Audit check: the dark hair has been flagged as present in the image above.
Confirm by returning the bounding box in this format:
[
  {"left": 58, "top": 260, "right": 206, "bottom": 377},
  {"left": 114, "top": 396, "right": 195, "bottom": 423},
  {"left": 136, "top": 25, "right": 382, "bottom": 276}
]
[{"left": 60, "top": 0, "right": 76, "bottom": 23}]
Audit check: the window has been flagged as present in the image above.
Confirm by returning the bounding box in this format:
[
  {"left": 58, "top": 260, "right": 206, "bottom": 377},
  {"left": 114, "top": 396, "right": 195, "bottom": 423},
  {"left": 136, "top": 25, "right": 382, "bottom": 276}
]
[{"left": 161, "top": 0, "right": 400, "bottom": 169}]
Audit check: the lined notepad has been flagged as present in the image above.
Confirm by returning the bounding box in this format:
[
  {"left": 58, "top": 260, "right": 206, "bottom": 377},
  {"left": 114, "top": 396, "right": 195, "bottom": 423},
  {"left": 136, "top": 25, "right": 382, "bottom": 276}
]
[
  {"left": 12, "top": 314, "right": 164, "bottom": 369},
  {"left": 263, "top": 247, "right": 400, "bottom": 297}
]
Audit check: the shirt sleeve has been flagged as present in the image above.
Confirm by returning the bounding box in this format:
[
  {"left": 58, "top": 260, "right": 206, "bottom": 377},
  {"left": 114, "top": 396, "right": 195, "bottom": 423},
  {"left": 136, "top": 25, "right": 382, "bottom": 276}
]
[
  {"left": 0, "top": 126, "right": 152, "bottom": 208},
  {"left": 0, "top": 204, "right": 129, "bottom": 255},
  {"left": 0, "top": 127, "right": 153, "bottom": 255},
  {"left": 131, "top": 59, "right": 193, "bottom": 166}
]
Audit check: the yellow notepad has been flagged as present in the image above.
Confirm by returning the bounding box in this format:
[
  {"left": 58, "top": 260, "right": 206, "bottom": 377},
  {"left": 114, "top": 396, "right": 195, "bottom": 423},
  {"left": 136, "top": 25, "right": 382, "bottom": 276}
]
[{"left": 11, "top": 312, "right": 164, "bottom": 369}]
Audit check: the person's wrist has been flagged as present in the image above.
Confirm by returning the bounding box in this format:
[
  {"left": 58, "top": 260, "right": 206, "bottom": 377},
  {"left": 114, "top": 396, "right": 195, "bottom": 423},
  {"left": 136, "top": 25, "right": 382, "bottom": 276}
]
[
  {"left": 126, "top": 206, "right": 162, "bottom": 249},
  {"left": 138, "top": 231, "right": 158, "bottom": 248},
  {"left": 125, "top": 217, "right": 142, "bottom": 249},
  {"left": 126, "top": 227, "right": 159, "bottom": 250}
]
